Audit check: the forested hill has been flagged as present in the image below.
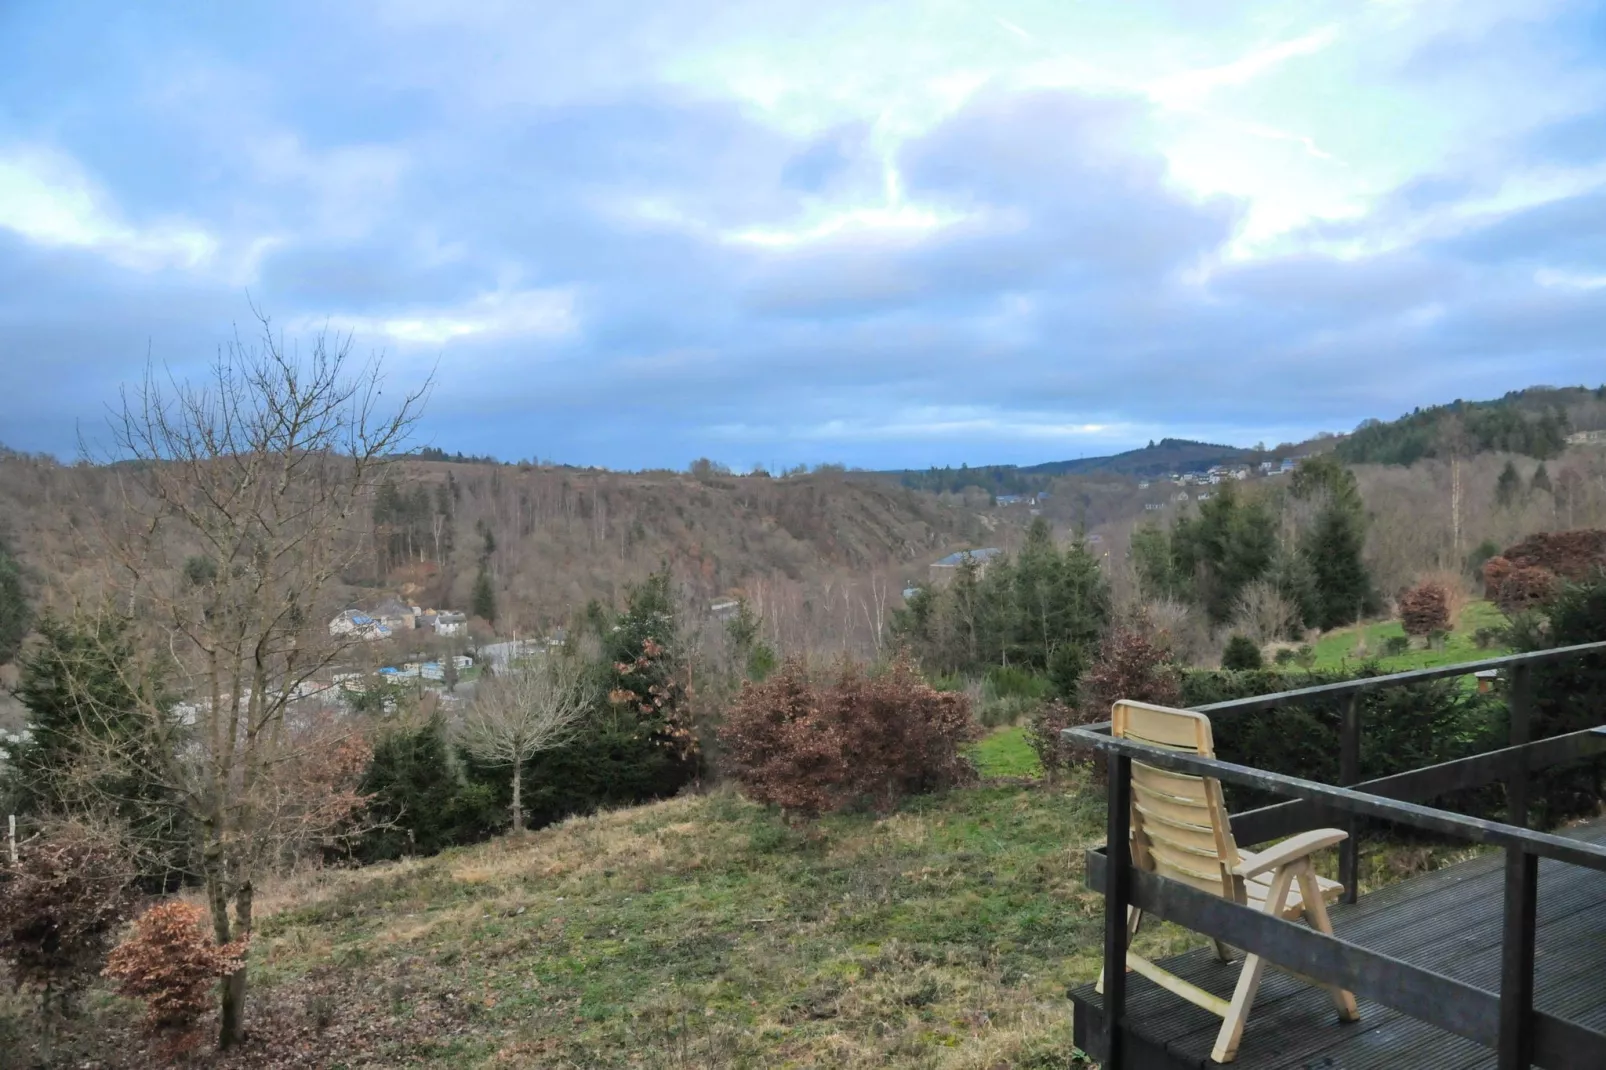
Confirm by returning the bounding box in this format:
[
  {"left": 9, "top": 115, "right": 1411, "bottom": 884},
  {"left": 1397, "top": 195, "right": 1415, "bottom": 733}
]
[
  {"left": 888, "top": 438, "right": 1272, "bottom": 495},
  {"left": 1336, "top": 386, "right": 1606, "bottom": 466},
  {"left": 0, "top": 452, "right": 1000, "bottom": 654}
]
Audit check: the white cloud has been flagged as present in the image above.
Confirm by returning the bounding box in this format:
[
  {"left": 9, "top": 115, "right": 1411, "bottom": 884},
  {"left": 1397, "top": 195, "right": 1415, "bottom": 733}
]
[
  {"left": 1147, "top": 27, "right": 1340, "bottom": 109},
  {"left": 0, "top": 147, "right": 217, "bottom": 270},
  {"left": 310, "top": 287, "right": 580, "bottom": 345}
]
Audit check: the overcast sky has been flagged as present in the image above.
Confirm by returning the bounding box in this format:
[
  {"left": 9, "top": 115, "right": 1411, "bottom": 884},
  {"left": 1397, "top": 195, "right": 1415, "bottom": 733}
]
[{"left": 3, "top": 2, "right": 1606, "bottom": 470}]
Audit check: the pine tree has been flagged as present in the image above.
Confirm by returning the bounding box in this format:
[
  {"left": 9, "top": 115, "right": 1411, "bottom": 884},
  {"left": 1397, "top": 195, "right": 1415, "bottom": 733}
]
[
  {"left": 471, "top": 567, "right": 496, "bottom": 625},
  {"left": 1532, "top": 462, "right": 1552, "bottom": 495},
  {"left": 0, "top": 532, "right": 27, "bottom": 664},
  {"left": 1495, "top": 460, "right": 1522, "bottom": 508}
]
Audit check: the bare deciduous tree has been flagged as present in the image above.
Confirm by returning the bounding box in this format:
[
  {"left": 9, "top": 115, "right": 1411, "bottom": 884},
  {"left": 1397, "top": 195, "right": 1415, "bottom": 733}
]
[
  {"left": 68, "top": 313, "right": 426, "bottom": 1049},
  {"left": 457, "top": 656, "right": 589, "bottom": 833},
  {"left": 1231, "top": 580, "right": 1299, "bottom": 645}
]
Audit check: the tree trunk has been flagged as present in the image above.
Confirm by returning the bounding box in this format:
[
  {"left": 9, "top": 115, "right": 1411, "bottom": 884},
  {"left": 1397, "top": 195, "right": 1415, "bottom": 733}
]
[
  {"left": 511, "top": 761, "right": 524, "bottom": 834},
  {"left": 218, "top": 881, "right": 252, "bottom": 1048}
]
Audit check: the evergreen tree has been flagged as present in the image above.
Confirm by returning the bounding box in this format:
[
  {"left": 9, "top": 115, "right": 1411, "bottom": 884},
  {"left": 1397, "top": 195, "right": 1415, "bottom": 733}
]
[
  {"left": 1222, "top": 634, "right": 1263, "bottom": 670},
  {"left": 8, "top": 615, "right": 186, "bottom": 882},
  {"left": 0, "top": 532, "right": 27, "bottom": 664},
  {"left": 1290, "top": 457, "right": 1376, "bottom": 630},
  {"left": 1495, "top": 460, "right": 1522, "bottom": 508},
  {"left": 1532, "top": 462, "right": 1552, "bottom": 495},
  {"left": 471, "top": 567, "right": 496, "bottom": 624}
]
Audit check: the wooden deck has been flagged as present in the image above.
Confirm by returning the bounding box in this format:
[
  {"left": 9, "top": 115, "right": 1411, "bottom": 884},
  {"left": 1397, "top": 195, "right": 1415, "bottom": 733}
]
[{"left": 1070, "top": 822, "right": 1606, "bottom": 1068}]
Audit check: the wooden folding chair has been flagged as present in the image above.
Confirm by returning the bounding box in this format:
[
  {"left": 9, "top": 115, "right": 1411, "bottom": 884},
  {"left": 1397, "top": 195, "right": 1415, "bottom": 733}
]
[{"left": 1095, "top": 700, "right": 1360, "bottom": 1063}]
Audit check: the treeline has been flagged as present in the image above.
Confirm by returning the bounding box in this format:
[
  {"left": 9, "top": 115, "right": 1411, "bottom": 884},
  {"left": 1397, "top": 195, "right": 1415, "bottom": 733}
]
[
  {"left": 898, "top": 463, "right": 1049, "bottom": 497},
  {"left": 1131, "top": 456, "right": 1377, "bottom": 633},
  {"left": 1335, "top": 389, "right": 1593, "bottom": 466},
  {"left": 892, "top": 518, "right": 1109, "bottom": 683},
  {"left": 415, "top": 446, "right": 501, "bottom": 464}
]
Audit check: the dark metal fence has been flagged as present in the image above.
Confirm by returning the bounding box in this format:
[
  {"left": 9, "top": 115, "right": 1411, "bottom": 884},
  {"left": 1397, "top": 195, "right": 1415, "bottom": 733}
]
[{"left": 1065, "top": 640, "right": 1606, "bottom": 1070}]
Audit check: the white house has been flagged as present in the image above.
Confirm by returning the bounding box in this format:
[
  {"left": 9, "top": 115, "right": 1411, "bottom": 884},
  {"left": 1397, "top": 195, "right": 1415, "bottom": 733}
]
[{"left": 435, "top": 611, "right": 467, "bottom": 637}]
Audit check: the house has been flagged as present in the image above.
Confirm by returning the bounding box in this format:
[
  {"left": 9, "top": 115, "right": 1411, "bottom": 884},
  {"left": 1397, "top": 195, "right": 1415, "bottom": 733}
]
[
  {"left": 1173, "top": 491, "right": 1189, "bottom": 502},
  {"left": 710, "top": 599, "right": 742, "bottom": 621},
  {"left": 328, "top": 609, "right": 390, "bottom": 641},
  {"left": 1280, "top": 458, "right": 1298, "bottom": 473},
  {"left": 371, "top": 597, "right": 417, "bottom": 632},
  {"left": 995, "top": 494, "right": 1028, "bottom": 506},
  {"left": 1208, "top": 474, "right": 1222, "bottom": 485},
  {"left": 1197, "top": 491, "right": 1212, "bottom": 501},
  {"left": 434, "top": 611, "right": 467, "bottom": 636},
  {"left": 1144, "top": 502, "right": 1164, "bottom": 511},
  {"left": 1232, "top": 468, "right": 1251, "bottom": 480},
  {"left": 1259, "top": 460, "right": 1276, "bottom": 474},
  {"left": 1567, "top": 430, "right": 1606, "bottom": 445},
  {"left": 1138, "top": 480, "right": 1151, "bottom": 489},
  {"left": 902, "top": 585, "right": 923, "bottom": 600},
  {"left": 929, "top": 548, "right": 1003, "bottom": 583}
]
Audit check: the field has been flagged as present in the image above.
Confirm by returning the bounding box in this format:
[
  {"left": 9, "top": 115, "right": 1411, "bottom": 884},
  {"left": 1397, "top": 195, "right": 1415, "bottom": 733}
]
[
  {"left": 1306, "top": 599, "right": 1510, "bottom": 673},
  {"left": 20, "top": 773, "right": 1236, "bottom": 1070}
]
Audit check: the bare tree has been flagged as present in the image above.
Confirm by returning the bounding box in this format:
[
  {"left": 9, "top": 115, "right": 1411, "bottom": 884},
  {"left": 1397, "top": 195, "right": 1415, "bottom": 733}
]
[
  {"left": 64, "top": 312, "right": 426, "bottom": 1049},
  {"left": 1232, "top": 580, "right": 1299, "bottom": 645},
  {"left": 456, "top": 656, "right": 589, "bottom": 833}
]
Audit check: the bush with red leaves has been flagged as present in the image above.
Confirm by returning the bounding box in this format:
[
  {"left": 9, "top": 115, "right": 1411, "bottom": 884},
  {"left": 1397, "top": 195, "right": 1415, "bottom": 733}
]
[
  {"left": 103, "top": 900, "right": 248, "bottom": 1036},
  {"left": 1058, "top": 623, "right": 1182, "bottom": 774},
  {"left": 1399, "top": 581, "right": 1451, "bottom": 637},
  {"left": 720, "top": 654, "right": 978, "bottom": 817},
  {"left": 1493, "top": 564, "right": 1559, "bottom": 616},
  {"left": 0, "top": 821, "right": 137, "bottom": 1006}
]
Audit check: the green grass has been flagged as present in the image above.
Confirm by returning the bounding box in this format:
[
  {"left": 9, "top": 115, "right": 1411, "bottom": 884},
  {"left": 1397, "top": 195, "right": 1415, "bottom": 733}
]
[
  {"left": 83, "top": 782, "right": 1205, "bottom": 1069},
  {"left": 1307, "top": 600, "right": 1510, "bottom": 674},
  {"left": 971, "top": 726, "right": 1043, "bottom": 779}
]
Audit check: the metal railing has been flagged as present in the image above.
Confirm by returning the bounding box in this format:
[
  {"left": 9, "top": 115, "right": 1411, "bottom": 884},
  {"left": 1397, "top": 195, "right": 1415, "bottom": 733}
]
[{"left": 1065, "top": 640, "right": 1606, "bottom": 1070}]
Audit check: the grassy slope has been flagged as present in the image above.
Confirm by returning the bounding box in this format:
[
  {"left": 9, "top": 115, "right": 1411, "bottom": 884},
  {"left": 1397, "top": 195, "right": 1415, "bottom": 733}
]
[
  {"left": 1308, "top": 600, "right": 1509, "bottom": 673},
  {"left": 223, "top": 779, "right": 1220, "bottom": 1069}
]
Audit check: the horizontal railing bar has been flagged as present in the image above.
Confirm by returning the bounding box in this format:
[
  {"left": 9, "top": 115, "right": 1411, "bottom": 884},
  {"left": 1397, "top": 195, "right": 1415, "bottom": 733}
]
[
  {"left": 1087, "top": 852, "right": 1499, "bottom": 1048},
  {"left": 1231, "top": 726, "right": 1606, "bottom": 847},
  {"left": 1082, "top": 853, "right": 1606, "bottom": 1070},
  {"left": 1193, "top": 641, "right": 1606, "bottom": 717},
  {"left": 1074, "top": 641, "right": 1606, "bottom": 736},
  {"left": 1064, "top": 726, "right": 1606, "bottom": 870}
]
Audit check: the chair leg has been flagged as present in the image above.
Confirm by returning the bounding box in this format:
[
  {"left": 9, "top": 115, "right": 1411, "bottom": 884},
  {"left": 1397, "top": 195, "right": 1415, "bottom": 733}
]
[
  {"left": 1296, "top": 868, "right": 1361, "bottom": 1023},
  {"left": 1212, "top": 939, "right": 1235, "bottom": 963},
  {"left": 1095, "top": 906, "right": 1144, "bottom": 994},
  {"left": 1212, "top": 865, "right": 1296, "bottom": 1063}
]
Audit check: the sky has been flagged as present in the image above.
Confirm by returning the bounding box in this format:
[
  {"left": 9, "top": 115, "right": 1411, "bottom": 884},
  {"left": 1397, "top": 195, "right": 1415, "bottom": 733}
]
[{"left": 3, "top": 1, "right": 1606, "bottom": 471}]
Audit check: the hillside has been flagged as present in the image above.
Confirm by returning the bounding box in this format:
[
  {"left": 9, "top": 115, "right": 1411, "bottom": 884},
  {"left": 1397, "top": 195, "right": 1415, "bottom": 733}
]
[
  {"left": 23, "top": 781, "right": 1125, "bottom": 1069},
  {"left": 884, "top": 437, "right": 1337, "bottom": 498},
  {"left": 1335, "top": 386, "right": 1606, "bottom": 466},
  {"left": 0, "top": 452, "right": 1004, "bottom": 657}
]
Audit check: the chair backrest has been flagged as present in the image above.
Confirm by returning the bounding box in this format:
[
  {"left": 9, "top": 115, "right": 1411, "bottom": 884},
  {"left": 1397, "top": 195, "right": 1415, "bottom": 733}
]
[{"left": 1112, "top": 700, "right": 1240, "bottom": 898}]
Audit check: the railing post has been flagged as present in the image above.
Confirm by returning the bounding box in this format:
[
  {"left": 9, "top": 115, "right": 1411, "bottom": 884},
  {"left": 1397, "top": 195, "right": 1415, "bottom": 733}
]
[
  {"left": 1339, "top": 693, "right": 1361, "bottom": 903},
  {"left": 1104, "top": 750, "right": 1133, "bottom": 1069},
  {"left": 1497, "top": 845, "right": 1538, "bottom": 1070},
  {"left": 1507, "top": 664, "right": 1532, "bottom": 829}
]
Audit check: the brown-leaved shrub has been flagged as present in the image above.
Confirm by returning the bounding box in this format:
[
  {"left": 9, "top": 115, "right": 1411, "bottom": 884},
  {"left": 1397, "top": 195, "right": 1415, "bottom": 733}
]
[
  {"left": 1057, "top": 622, "right": 1182, "bottom": 775},
  {"left": 102, "top": 900, "right": 248, "bottom": 1037},
  {"left": 0, "top": 821, "right": 137, "bottom": 1009},
  {"left": 1399, "top": 581, "right": 1451, "bottom": 638},
  {"left": 720, "top": 654, "right": 978, "bottom": 817}
]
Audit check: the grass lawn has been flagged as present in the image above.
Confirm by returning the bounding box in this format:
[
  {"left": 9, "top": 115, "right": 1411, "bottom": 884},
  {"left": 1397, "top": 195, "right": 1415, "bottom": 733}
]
[
  {"left": 971, "top": 726, "right": 1042, "bottom": 779},
  {"left": 31, "top": 777, "right": 1240, "bottom": 1069},
  {"left": 1307, "top": 599, "right": 1510, "bottom": 674}
]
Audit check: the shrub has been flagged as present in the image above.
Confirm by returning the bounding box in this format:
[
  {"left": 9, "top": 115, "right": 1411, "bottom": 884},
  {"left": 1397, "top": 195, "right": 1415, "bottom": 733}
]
[
  {"left": 1473, "top": 626, "right": 1507, "bottom": 650},
  {"left": 1492, "top": 563, "right": 1559, "bottom": 615},
  {"left": 103, "top": 901, "right": 247, "bottom": 1037},
  {"left": 0, "top": 822, "right": 137, "bottom": 1009},
  {"left": 1025, "top": 700, "right": 1076, "bottom": 786},
  {"left": 720, "top": 654, "right": 978, "bottom": 817},
  {"left": 1293, "top": 644, "right": 1316, "bottom": 668},
  {"left": 354, "top": 713, "right": 506, "bottom": 863},
  {"left": 1221, "top": 635, "right": 1263, "bottom": 671},
  {"left": 1399, "top": 581, "right": 1451, "bottom": 637},
  {"left": 1383, "top": 635, "right": 1410, "bottom": 657},
  {"left": 1273, "top": 648, "right": 1296, "bottom": 666},
  {"left": 1079, "top": 623, "right": 1181, "bottom": 720}
]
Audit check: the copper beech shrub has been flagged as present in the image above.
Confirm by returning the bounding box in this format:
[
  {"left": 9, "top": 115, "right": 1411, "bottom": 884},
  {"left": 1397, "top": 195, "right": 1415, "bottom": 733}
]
[
  {"left": 0, "top": 822, "right": 137, "bottom": 1006},
  {"left": 1399, "top": 581, "right": 1452, "bottom": 638},
  {"left": 103, "top": 901, "right": 248, "bottom": 1037},
  {"left": 720, "top": 654, "right": 979, "bottom": 817}
]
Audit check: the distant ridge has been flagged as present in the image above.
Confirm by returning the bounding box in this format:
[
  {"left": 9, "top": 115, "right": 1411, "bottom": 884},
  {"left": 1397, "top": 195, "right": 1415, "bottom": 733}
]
[{"left": 886, "top": 438, "right": 1282, "bottom": 495}]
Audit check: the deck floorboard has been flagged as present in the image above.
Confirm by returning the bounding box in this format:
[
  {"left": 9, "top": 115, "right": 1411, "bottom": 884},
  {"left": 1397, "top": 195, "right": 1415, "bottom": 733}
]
[{"left": 1069, "top": 821, "right": 1606, "bottom": 1068}]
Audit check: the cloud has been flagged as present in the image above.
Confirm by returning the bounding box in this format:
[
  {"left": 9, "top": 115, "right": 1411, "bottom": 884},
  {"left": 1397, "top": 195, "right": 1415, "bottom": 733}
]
[
  {"left": 0, "top": 147, "right": 217, "bottom": 271},
  {"left": 5, "top": 1, "right": 1606, "bottom": 472}
]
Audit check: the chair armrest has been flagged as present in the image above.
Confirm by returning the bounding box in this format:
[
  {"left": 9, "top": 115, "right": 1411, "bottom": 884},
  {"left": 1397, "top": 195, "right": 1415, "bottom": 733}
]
[{"left": 1234, "top": 829, "right": 1349, "bottom": 879}]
